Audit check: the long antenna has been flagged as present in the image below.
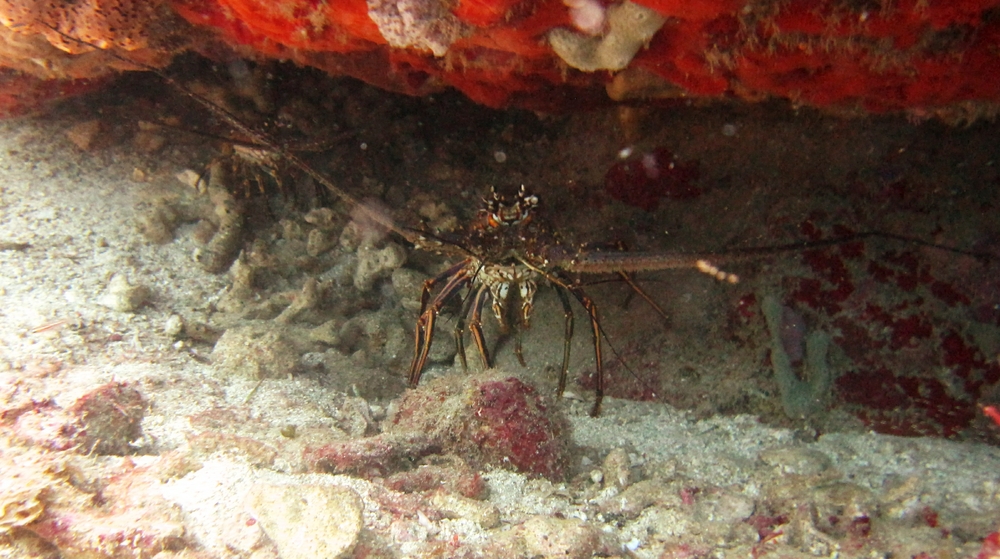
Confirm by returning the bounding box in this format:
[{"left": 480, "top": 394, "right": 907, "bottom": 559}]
[{"left": 41, "top": 24, "right": 425, "bottom": 244}]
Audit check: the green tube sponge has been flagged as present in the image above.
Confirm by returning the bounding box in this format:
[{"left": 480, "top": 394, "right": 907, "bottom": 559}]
[
  {"left": 548, "top": 0, "right": 667, "bottom": 72},
  {"left": 762, "top": 294, "right": 833, "bottom": 419}
]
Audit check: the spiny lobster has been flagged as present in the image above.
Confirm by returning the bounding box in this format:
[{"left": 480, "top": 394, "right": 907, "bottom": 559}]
[
  {"left": 48, "top": 28, "right": 994, "bottom": 419},
  {"left": 404, "top": 184, "right": 740, "bottom": 417}
]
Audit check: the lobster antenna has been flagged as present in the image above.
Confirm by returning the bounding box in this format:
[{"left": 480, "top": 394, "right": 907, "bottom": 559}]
[
  {"left": 559, "top": 230, "right": 996, "bottom": 275},
  {"left": 38, "top": 25, "right": 434, "bottom": 245},
  {"left": 714, "top": 231, "right": 996, "bottom": 261}
]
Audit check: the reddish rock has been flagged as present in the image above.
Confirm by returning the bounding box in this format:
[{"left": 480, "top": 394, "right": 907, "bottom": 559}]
[
  {"left": 11, "top": 382, "right": 146, "bottom": 455},
  {"left": 385, "top": 457, "right": 487, "bottom": 498},
  {"left": 305, "top": 372, "right": 571, "bottom": 479},
  {"left": 0, "top": 443, "right": 191, "bottom": 558}
]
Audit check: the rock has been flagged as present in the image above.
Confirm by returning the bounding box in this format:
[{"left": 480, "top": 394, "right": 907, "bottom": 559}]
[
  {"left": 304, "top": 431, "right": 440, "bottom": 478},
  {"left": 0, "top": 467, "right": 46, "bottom": 532},
  {"left": 195, "top": 162, "right": 244, "bottom": 273},
  {"left": 367, "top": 0, "right": 470, "bottom": 57},
  {"left": 306, "top": 228, "right": 336, "bottom": 256},
  {"left": 694, "top": 487, "right": 756, "bottom": 525},
  {"left": 132, "top": 128, "right": 166, "bottom": 153},
  {"left": 274, "top": 277, "right": 321, "bottom": 324},
  {"left": 65, "top": 119, "right": 103, "bottom": 150},
  {"left": 135, "top": 201, "right": 180, "bottom": 244},
  {"left": 387, "top": 373, "right": 571, "bottom": 478},
  {"left": 336, "top": 309, "right": 408, "bottom": 367},
  {"left": 303, "top": 207, "right": 339, "bottom": 230},
  {"left": 429, "top": 491, "right": 500, "bottom": 529},
  {"left": 810, "top": 481, "right": 876, "bottom": 535},
  {"left": 306, "top": 372, "right": 571, "bottom": 479},
  {"left": 212, "top": 323, "right": 300, "bottom": 380},
  {"left": 2, "top": 447, "right": 187, "bottom": 557},
  {"left": 164, "top": 314, "right": 185, "bottom": 338},
  {"left": 301, "top": 349, "right": 407, "bottom": 401},
  {"left": 548, "top": 1, "right": 666, "bottom": 72},
  {"left": 98, "top": 273, "right": 151, "bottom": 312},
  {"left": 602, "top": 447, "right": 631, "bottom": 491},
  {"left": 322, "top": 393, "right": 375, "bottom": 438},
  {"left": 247, "top": 483, "right": 362, "bottom": 559},
  {"left": 759, "top": 446, "right": 833, "bottom": 476},
  {"left": 385, "top": 458, "right": 486, "bottom": 498},
  {"left": 175, "top": 169, "right": 202, "bottom": 189},
  {"left": 65, "top": 382, "right": 146, "bottom": 455},
  {"left": 391, "top": 267, "right": 427, "bottom": 312},
  {"left": 599, "top": 478, "right": 681, "bottom": 518},
  {"left": 12, "top": 381, "right": 146, "bottom": 455},
  {"left": 521, "top": 516, "right": 601, "bottom": 559}
]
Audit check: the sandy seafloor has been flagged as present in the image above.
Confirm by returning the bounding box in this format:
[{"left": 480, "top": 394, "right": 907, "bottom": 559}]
[{"left": 2, "top": 75, "right": 1000, "bottom": 559}]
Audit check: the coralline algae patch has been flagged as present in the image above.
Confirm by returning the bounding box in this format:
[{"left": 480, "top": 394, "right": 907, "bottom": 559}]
[
  {"left": 766, "top": 217, "right": 1000, "bottom": 438},
  {"left": 1, "top": 0, "right": 1000, "bottom": 115}
]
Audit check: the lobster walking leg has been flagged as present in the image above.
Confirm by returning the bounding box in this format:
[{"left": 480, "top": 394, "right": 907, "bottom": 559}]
[
  {"left": 468, "top": 284, "right": 493, "bottom": 370},
  {"left": 409, "top": 262, "right": 471, "bottom": 386},
  {"left": 513, "top": 330, "right": 527, "bottom": 367},
  {"left": 453, "top": 287, "right": 480, "bottom": 371},
  {"left": 554, "top": 287, "right": 575, "bottom": 397},
  {"left": 570, "top": 288, "right": 603, "bottom": 417}
]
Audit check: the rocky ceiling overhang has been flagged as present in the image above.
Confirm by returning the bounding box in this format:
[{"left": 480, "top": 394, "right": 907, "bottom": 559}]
[{"left": 0, "top": 0, "right": 998, "bottom": 119}]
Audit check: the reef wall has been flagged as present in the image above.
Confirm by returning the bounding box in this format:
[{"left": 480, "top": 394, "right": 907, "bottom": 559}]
[{"left": 0, "top": 0, "right": 998, "bottom": 118}]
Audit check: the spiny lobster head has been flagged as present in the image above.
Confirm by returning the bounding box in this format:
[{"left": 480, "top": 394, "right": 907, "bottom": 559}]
[{"left": 479, "top": 185, "right": 538, "bottom": 229}]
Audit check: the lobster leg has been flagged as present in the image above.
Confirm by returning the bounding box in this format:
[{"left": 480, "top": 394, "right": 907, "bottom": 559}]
[
  {"left": 517, "top": 259, "right": 605, "bottom": 416},
  {"left": 408, "top": 262, "right": 470, "bottom": 386},
  {"left": 553, "top": 287, "right": 575, "bottom": 397},
  {"left": 468, "top": 284, "right": 493, "bottom": 370},
  {"left": 618, "top": 272, "right": 670, "bottom": 322},
  {"left": 581, "top": 293, "right": 604, "bottom": 417},
  {"left": 567, "top": 287, "right": 603, "bottom": 417},
  {"left": 513, "top": 330, "right": 527, "bottom": 367},
  {"left": 453, "top": 290, "right": 477, "bottom": 372},
  {"left": 453, "top": 282, "right": 490, "bottom": 371},
  {"left": 410, "top": 311, "right": 437, "bottom": 387},
  {"left": 513, "top": 279, "right": 537, "bottom": 367}
]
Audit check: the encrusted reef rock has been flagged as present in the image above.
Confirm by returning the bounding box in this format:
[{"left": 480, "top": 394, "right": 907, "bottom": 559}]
[
  {"left": 366, "top": 0, "right": 472, "bottom": 57},
  {"left": 0, "top": 439, "right": 188, "bottom": 557},
  {"left": 0, "top": 0, "right": 183, "bottom": 114},
  {"left": 305, "top": 372, "right": 572, "bottom": 479},
  {"left": 8, "top": 381, "right": 146, "bottom": 455},
  {"left": 1, "top": 0, "right": 999, "bottom": 117}
]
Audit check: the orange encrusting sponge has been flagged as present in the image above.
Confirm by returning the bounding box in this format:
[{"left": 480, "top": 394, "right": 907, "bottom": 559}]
[{"left": 0, "top": 0, "right": 998, "bottom": 115}]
